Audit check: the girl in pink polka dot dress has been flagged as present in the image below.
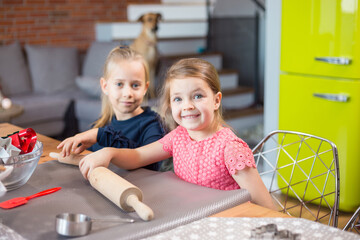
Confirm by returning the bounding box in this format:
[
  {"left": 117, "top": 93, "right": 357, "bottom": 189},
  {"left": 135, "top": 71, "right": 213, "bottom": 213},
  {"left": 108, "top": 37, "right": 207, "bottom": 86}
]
[{"left": 78, "top": 58, "right": 275, "bottom": 210}]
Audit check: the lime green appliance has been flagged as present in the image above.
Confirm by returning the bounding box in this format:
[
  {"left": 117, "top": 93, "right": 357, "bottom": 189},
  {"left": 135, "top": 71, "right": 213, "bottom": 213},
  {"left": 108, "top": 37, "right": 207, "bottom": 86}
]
[{"left": 279, "top": 0, "right": 360, "bottom": 212}]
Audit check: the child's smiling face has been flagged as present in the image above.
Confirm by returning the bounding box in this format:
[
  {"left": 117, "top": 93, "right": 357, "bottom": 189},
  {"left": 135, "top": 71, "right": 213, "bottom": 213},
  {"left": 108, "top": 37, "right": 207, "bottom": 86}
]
[
  {"left": 169, "top": 77, "right": 221, "bottom": 138},
  {"left": 101, "top": 59, "right": 148, "bottom": 120}
]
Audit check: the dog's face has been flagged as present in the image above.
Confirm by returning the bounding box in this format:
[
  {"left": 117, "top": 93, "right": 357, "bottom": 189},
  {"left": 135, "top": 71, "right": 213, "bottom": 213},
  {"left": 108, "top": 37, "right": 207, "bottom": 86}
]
[{"left": 138, "top": 13, "right": 162, "bottom": 33}]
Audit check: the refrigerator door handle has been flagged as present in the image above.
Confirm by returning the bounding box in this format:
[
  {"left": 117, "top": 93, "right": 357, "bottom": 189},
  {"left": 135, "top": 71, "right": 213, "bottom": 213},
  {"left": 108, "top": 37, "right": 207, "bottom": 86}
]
[
  {"left": 313, "top": 93, "right": 349, "bottom": 102},
  {"left": 314, "top": 57, "right": 352, "bottom": 65}
]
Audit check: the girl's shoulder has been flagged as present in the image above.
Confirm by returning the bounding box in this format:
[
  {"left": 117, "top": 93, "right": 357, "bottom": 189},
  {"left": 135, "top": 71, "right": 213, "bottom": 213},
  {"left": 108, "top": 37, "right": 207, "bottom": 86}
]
[
  {"left": 162, "top": 126, "right": 247, "bottom": 145},
  {"left": 158, "top": 126, "right": 185, "bottom": 151},
  {"left": 216, "top": 127, "right": 238, "bottom": 140},
  {"left": 217, "top": 127, "right": 250, "bottom": 147},
  {"left": 161, "top": 126, "right": 188, "bottom": 141},
  {"left": 166, "top": 126, "right": 238, "bottom": 142},
  {"left": 167, "top": 125, "right": 187, "bottom": 136}
]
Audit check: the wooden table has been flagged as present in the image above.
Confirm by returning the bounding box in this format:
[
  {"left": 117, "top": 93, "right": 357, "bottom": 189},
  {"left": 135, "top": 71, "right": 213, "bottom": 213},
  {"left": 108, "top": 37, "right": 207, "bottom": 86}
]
[
  {"left": 212, "top": 201, "right": 291, "bottom": 218},
  {"left": 0, "top": 123, "right": 289, "bottom": 218},
  {"left": 0, "top": 122, "right": 61, "bottom": 164}
]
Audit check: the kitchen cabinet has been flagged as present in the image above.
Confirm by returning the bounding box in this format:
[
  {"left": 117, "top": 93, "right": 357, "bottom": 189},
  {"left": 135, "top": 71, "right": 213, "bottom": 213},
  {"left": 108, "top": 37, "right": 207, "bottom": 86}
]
[{"left": 279, "top": 0, "right": 360, "bottom": 212}]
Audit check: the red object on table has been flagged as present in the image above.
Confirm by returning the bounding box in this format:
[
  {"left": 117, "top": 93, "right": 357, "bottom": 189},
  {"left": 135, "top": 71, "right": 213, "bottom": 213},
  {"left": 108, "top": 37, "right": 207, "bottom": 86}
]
[
  {"left": 0, "top": 187, "right": 61, "bottom": 209},
  {"left": 4, "top": 128, "right": 37, "bottom": 154}
]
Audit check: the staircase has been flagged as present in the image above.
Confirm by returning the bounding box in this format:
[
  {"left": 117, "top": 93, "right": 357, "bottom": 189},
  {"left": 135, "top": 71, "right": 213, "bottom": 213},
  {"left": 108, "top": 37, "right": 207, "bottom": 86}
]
[{"left": 95, "top": 0, "right": 263, "bottom": 145}]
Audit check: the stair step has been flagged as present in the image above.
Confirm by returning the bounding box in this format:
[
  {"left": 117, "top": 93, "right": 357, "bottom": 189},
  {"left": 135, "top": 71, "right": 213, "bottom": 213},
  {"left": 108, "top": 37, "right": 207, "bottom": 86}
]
[
  {"left": 218, "top": 69, "right": 238, "bottom": 90},
  {"left": 158, "top": 52, "right": 223, "bottom": 72},
  {"left": 127, "top": 3, "right": 208, "bottom": 21},
  {"left": 224, "top": 106, "right": 263, "bottom": 139},
  {"left": 96, "top": 21, "right": 208, "bottom": 42},
  {"left": 222, "top": 86, "right": 253, "bottom": 96},
  {"left": 223, "top": 105, "right": 262, "bottom": 119},
  {"left": 157, "top": 37, "right": 206, "bottom": 56},
  {"left": 118, "top": 37, "right": 207, "bottom": 56},
  {"left": 222, "top": 87, "right": 254, "bottom": 109}
]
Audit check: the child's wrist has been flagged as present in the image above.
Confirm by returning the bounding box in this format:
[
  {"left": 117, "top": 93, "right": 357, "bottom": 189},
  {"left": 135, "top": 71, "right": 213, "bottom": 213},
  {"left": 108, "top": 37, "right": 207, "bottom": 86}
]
[{"left": 103, "top": 147, "right": 114, "bottom": 164}]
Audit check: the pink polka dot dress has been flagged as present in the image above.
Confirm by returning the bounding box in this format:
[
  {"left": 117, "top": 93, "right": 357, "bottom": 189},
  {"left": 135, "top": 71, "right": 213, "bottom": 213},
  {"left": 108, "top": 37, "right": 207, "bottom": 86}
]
[{"left": 159, "top": 126, "right": 256, "bottom": 190}]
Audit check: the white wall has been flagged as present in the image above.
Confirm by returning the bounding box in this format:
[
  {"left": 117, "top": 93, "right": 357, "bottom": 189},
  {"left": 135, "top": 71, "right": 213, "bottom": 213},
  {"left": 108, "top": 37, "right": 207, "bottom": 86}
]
[{"left": 264, "top": 0, "right": 281, "bottom": 135}]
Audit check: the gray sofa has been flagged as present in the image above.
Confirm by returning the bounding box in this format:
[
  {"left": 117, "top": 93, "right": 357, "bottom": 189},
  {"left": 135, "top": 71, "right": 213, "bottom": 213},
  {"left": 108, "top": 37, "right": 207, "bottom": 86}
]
[{"left": 0, "top": 41, "right": 121, "bottom": 137}]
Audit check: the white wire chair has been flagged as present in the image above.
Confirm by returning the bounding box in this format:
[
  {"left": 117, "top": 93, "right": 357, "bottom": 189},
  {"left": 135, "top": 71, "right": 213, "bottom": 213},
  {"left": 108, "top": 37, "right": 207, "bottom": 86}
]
[
  {"left": 343, "top": 206, "right": 360, "bottom": 234},
  {"left": 252, "top": 130, "right": 340, "bottom": 227}
]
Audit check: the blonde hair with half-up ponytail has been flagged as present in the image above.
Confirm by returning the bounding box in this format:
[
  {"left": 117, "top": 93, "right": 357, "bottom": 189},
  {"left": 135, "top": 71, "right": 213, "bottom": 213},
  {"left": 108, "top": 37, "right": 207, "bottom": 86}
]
[{"left": 92, "top": 46, "right": 150, "bottom": 128}]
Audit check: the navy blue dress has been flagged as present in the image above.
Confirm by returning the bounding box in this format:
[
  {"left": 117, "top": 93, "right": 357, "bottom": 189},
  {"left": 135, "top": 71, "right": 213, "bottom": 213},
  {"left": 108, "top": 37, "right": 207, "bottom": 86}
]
[{"left": 88, "top": 107, "right": 166, "bottom": 171}]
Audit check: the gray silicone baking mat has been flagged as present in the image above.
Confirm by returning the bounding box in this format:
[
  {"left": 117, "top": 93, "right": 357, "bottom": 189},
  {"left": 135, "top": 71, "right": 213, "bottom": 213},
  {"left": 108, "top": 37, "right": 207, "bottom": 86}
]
[{"left": 0, "top": 161, "right": 251, "bottom": 240}]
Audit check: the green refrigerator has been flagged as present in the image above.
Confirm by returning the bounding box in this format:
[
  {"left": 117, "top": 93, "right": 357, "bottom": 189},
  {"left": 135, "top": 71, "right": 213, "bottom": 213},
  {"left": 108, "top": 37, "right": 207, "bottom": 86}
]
[{"left": 279, "top": 0, "right": 360, "bottom": 212}]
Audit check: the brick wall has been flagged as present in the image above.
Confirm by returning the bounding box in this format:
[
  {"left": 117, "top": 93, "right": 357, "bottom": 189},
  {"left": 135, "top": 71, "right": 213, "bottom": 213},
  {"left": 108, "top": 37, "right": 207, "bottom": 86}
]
[{"left": 0, "top": 0, "right": 160, "bottom": 51}]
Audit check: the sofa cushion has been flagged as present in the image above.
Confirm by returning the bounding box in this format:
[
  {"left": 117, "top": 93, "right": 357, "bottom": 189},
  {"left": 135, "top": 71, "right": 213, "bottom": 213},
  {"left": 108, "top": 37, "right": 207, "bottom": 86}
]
[
  {"left": 11, "top": 94, "right": 70, "bottom": 128},
  {"left": 75, "top": 97, "right": 102, "bottom": 122},
  {"left": 82, "top": 41, "right": 120, "bottom": 78},
  {"left": 25, "top": 44, "right": 78, "bottom": 94},
  {"left": 0, "top": 42, "right": 32, "bottom": 96},
  {"left": 16, "top": 120, "right": 65, "bottom": 137},
  {"left": 75, "top": 76, "right": 102, "bottom": 98},
  {"left": 75, "top": 97, "right": 102, "bottom": 131},
  {"left": 52, "top": 87, "right": 89, "bottom": 100}
]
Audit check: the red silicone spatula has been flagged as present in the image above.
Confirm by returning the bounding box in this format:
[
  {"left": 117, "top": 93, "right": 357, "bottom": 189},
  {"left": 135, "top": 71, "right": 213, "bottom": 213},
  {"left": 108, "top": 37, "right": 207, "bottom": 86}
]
[{"left": 0, "top": 187, "right": 61, "bottom": 209}]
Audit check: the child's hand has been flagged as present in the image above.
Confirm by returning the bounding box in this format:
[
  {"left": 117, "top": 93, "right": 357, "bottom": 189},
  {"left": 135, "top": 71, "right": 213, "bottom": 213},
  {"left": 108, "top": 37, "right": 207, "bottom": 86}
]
[
  {"left": 78, "top": 148, "right": 112, "bottom": 180},
  {"left": 57, "top": 129, "right": 98, "bottom": 157}
]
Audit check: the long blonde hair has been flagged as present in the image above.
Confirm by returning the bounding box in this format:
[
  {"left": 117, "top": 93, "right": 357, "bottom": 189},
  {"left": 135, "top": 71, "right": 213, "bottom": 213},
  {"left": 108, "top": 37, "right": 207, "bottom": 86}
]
[
  {"left": 93, "top": 46, "right": 150, "bottom": 128},
  {"left": 159, "top": 58, "right": 225, "bottom": 130}
]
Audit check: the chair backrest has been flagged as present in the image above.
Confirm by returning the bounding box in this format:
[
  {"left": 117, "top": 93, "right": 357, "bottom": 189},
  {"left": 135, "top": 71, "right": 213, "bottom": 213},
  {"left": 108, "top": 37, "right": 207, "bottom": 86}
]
[
  {"left": 343, "top": 206, "right": 360, "bottom": 234},
  {"left": 252, "top": 130, "right": 339, "bottom": 227}
]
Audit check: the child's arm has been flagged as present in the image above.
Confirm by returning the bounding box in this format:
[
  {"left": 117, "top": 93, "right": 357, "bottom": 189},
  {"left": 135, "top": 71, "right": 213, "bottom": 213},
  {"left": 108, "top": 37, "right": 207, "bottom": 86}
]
[
  {"left": 57, "top": 128, "right": 99, "bottom": 157},
  {"left": 232, "top": 168, "right": 277, "bottom": 210},
  {"left": 224, "top": 138, "right": 276, "bottom": 210},
  {"left": 79, "top": 141, "right": 170, "bottom": 179}
]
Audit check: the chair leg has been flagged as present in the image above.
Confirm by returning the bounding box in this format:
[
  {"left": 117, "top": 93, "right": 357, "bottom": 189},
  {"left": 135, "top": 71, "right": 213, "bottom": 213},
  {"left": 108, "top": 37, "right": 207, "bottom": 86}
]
[{"left": 343, "top": 206, "right": 360, "bottom": 234}]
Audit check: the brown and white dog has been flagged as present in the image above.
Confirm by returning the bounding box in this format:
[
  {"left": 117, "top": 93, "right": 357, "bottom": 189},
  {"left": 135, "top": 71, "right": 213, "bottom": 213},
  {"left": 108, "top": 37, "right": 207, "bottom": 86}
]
[{"left": 130, "top": 12, "right": 162, "bottom": 98}]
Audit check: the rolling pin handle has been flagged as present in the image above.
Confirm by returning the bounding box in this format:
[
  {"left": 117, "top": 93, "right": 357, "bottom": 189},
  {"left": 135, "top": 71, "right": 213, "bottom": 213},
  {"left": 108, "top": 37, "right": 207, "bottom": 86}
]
[
  {"left": 49, "top": 152, "right": 60, "bottom": 159},
  {"left": 126, "top": 194, "right": 154, "bottom": 221}
]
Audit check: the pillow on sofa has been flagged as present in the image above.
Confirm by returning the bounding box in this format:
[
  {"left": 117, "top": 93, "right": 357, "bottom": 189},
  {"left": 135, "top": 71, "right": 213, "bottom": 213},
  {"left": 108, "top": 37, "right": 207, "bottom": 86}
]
[
  {"left": 82, "top": 41, "right": 120, "bottom": 78},
  {"left": 75, "top": 76, "right": 102, "bottom": 98},
  {"left": 25, "top": 44, "right": 79, "bottom": 94},
  {"left": 0, "top": 42, "right": 32, "bottom": 96}
]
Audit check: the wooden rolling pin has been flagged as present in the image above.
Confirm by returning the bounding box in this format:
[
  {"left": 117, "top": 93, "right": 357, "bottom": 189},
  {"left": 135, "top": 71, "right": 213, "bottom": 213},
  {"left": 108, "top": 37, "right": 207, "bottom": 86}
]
[
  {"left": 49, "top": 152, "right": 154, "bottom": 221},
  {"left": 89, "top": 167, "right": 154, "bottom": 221}
]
